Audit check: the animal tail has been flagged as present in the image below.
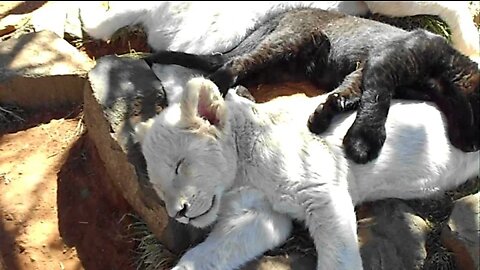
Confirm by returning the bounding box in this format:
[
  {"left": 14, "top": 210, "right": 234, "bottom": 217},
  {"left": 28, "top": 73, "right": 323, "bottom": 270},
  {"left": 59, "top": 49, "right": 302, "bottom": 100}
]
[
  {"left": 144, "top": 51, "right": 227, "bottom": 73},
  {"left": 143, "top": 15, "right": 279, "bottom": 73}
]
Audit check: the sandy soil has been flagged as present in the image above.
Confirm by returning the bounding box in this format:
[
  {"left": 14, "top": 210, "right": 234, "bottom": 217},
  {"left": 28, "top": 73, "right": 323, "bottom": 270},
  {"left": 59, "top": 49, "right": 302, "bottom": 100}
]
[
  {"left": 0, "top": 116, "right": 84, "bottom": 270},
  {"left": 0, "top": 2, "right": 142, "bottom": 268},
  {"left": 0, "top": 112, "right": 137, "bottom": 270}
]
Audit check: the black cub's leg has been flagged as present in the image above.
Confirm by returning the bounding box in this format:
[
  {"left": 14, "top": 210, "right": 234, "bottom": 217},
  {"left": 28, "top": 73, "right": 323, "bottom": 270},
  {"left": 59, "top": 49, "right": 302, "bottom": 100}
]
[
  {"left": 343, "top": 29, "right": 479, "bottom": 164},
  {"left": 425, "top": 73, "right": 479, "bottom": 152},
  {"left": 436, "top": 56, "right": 479, "bottom": 153},
  {"left": 208, "top": 30, "right": 330, "bottom": 96},
  {"left": 308, "top": 67, "right": 363, "bottom": 134},
  {"left": 342, "top": 34, "right": 412, "bottom": 164}
]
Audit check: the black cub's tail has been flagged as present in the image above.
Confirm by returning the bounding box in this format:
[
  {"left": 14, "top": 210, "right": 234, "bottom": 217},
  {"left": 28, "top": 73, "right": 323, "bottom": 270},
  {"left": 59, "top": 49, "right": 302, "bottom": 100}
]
[{"left": 144, "top": 51, "right": 227, "bottom": 73}]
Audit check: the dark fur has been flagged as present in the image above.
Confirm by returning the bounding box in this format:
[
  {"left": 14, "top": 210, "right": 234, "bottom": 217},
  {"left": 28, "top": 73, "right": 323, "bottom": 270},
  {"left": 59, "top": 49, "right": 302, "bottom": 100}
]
[{"left": 144, "top": 8, "right": 480, "bottom": 164}]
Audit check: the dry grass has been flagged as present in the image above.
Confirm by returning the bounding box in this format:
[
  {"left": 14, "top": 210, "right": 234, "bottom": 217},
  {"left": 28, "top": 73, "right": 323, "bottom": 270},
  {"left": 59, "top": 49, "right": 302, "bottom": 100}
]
[
  {"left": 0, "top": 103, "right": 25, "bottom": 132},
  {"left": 128, "top": 215, "right": 176, "bottom": 270}
]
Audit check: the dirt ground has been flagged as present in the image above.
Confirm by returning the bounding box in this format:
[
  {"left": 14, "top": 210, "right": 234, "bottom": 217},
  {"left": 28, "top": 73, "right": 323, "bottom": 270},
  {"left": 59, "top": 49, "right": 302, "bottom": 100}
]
[
  {"left": 0, "top": 116, "right": 84, "bottom": 270},
  {"left": 0, "top": 2, "right": 145, "bottom": 270},
  {"left": 0, "top": 108, "right": 137, "bottom": 270}
]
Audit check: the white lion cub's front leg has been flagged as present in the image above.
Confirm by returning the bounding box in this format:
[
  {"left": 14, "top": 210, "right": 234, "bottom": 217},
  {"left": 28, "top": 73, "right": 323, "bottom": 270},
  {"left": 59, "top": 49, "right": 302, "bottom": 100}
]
[
  {"left": 303, "top": 186, "right": 363, "bottom": 270},
  {"left": 173, "top": 187, "right": 292, "bottom": 270}
]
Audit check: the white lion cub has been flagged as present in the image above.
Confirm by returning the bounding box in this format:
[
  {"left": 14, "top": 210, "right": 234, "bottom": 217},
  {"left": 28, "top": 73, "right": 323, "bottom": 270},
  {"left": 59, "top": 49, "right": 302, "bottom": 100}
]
[{"left": 135, "top": 78, "right": 479, "bottom": 270}]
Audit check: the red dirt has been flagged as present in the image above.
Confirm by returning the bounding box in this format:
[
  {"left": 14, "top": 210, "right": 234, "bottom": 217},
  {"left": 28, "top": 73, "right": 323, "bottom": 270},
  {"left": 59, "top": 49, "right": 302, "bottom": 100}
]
[
  {"left": 56, "top": 132, "right": 136, "bottom": 270},
  {"left": 0, "top": 117, "right": 82, "bottom": 270},
  {"left": 0, "top": 2, "right": 143, "bottom": 268},
  {"left": 0, "top": 112, "right": 136, "bottom": 270}
]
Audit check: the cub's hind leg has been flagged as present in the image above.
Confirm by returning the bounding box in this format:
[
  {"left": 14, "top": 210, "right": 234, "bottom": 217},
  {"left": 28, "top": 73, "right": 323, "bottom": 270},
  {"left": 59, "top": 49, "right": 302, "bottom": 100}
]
[
  {"left": 301, "top": 186, "right": 362, "bottom": 270},
  {"left": 343, "top": 29, "right": 479, "bottom": 164}
]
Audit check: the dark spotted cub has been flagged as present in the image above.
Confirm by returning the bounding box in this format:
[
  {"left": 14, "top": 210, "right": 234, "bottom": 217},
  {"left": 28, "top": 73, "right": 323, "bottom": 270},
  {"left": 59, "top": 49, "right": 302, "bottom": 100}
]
[{"left": 144, "top": 8, "right": 480, "bottom": 164}]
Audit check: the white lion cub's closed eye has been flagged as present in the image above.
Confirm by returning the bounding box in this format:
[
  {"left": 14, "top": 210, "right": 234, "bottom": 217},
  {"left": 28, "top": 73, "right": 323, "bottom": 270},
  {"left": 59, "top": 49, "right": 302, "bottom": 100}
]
[{"left": 175, "top": 158, "right": 184, "bottom": 175}]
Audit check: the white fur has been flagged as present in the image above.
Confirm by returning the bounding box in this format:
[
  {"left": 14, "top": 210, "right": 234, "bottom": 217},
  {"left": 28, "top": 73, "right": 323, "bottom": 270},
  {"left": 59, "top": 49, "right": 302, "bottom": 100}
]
[
  {"left": 81, "top": 1, "right": 478, "bottom": 56},
  {"left": 80, "top": 1, "right": 480, "bottom": 105},
  {"left": 136, "top": 77, "right": 479, "bottom": 270}
]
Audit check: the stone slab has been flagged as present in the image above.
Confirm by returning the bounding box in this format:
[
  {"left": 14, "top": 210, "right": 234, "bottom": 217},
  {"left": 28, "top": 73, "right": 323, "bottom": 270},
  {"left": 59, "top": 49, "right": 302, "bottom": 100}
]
[
  {"left": 357, "top": 200, "right": 429, "bottom": 270},
  {"left": 441, "top": 192, "right": 479, "bottom": 270},
  {"left": 0, "top": 30, "right": 93, "bottom": 109}
]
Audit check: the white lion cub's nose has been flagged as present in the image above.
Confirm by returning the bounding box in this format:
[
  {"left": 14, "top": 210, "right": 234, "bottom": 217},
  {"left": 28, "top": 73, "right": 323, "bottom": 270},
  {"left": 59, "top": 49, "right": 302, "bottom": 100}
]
[{"left": 175, "top": 202, "right": 190, "bottom": 218}]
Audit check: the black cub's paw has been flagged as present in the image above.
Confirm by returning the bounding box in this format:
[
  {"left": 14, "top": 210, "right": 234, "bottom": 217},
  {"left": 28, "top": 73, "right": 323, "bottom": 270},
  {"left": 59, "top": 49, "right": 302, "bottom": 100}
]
[
  {"left": 343, "top": 124, "right": 386, "bottom": 164},
  {"left": 308, "top": 93, "right": 349, "bottom": 134},
  {"left": 447, "top": 124, "right": 479, "bottom": 152},
  {"left": 446, "top": 99, "right": 479, "bottom": 152},
  {"left": 330, "top": 92, "right": 356, "bottom": 111},
  {"left": 208, "top": 65, "right": 238, "bottom": 97},
  {"left": 308, "top": 103, "right": 332, "bottom": 135}
]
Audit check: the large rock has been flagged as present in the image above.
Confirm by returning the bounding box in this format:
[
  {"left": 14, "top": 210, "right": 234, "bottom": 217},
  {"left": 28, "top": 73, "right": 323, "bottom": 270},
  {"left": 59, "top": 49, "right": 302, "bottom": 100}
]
[
  {"left": 357, "top": 200, "right": 430, "bottom": 270},
  {"left": 441, "top": 193, "right": 479, "bottom": 270},
  {"left": 0, "top": 30, "right": 93, "bottom": 109},
  {"left": 30, "top": 2, "right": 84, "bottom": 39}
]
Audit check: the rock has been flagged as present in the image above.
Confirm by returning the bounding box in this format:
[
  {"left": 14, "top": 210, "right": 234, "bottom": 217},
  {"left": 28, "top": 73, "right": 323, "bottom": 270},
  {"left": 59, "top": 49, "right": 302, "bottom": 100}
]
[
  {"left": 0, "top": 14, "right": 29, "bottom": 38},
  {"left": 0, "top": 30, "right": 94, "bottom": 109},
  {"left": 30, "top": 2, "right": 67, "bottom": 39},
  {"left": 243, "top": 253, "right": 316, "bottom": 270},
  {"left": 441, "top": 193, "right": 479, "bottom": 270},
  {"left": 357, "top": 199, "right": 430, "bottom": 270},
  {"left": 64, "top": 5, "right": 83, "bottom": 39}
]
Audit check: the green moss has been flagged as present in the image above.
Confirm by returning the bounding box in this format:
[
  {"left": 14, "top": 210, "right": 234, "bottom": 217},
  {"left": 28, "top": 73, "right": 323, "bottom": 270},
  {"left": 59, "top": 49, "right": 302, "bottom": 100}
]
[{"left": 370, "top": 14, "right": 452, "bottom": 42}]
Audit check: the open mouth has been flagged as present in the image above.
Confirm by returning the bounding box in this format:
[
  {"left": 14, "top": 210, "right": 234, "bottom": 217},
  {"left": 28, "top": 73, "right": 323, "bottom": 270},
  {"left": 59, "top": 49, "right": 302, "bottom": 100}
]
[{"left": 188, "top": 195, "right": 217, "bottom": 221}]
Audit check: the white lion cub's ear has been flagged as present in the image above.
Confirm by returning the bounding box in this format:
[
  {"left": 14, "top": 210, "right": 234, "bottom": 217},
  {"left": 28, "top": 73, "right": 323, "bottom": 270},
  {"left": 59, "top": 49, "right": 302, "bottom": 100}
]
[
  {"left": 180, "top": 77, "right": 227, "bottom": 135},
  {"left": 133, "top": 118, "right": 155, "bottom": 144}
]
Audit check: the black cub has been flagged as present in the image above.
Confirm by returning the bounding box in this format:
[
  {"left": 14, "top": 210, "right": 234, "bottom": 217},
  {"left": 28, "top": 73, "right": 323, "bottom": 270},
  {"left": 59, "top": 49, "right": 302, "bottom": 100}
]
[{"left": 144, "top": 8, "right": 480, "bottom": 164}]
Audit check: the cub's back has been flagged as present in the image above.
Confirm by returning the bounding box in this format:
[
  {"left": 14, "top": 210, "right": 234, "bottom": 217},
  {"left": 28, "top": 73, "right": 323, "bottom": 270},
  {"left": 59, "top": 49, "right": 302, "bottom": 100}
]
[{"left": 270, "top": 8, "right": 408, "bottom": 83}]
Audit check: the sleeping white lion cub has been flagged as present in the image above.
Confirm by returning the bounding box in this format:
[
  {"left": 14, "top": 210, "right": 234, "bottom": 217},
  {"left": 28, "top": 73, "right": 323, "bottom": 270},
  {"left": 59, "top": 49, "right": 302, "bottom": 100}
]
[{"left": 135, "top": 78, "right": 479, "bottom": 270}]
